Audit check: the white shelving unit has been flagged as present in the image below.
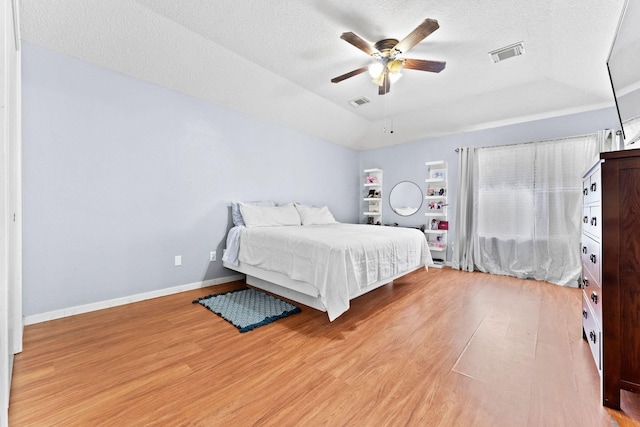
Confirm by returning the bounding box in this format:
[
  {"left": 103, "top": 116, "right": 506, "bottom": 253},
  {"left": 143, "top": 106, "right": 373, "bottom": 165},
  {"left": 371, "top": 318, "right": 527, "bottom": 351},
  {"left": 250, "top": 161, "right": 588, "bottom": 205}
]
[
  {"left": 363, "top": 168, "right": 383, "bottom": 225},
  {"left": 425, "top": 161, "right": 448, "bottom": 267}
]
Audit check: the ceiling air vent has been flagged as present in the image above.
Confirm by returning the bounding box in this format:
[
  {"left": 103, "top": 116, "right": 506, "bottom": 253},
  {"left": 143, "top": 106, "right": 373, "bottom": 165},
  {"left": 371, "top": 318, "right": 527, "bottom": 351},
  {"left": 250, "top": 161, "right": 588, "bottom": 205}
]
[
  {"left": 489, "top": 41, "right": 525, "bottom": 63},
  {"left": 349, "top": 97, "right": 371, "bottom": 107}
]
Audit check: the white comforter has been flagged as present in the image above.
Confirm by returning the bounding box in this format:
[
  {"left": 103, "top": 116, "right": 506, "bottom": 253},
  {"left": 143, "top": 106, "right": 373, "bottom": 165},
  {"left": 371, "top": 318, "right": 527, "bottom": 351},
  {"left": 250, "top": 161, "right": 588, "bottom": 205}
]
[{"left": 236, "top": 223, "right": 431, "bottom": 321}]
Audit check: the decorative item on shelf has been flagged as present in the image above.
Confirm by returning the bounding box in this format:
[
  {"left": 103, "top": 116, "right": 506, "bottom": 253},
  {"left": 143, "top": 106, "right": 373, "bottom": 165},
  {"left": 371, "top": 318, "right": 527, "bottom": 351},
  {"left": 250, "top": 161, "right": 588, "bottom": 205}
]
[
  {"left": 373, "top": 190, "right": 381, "bottom": 198},
  {"left": 367, "top": 216, "right": 375, "bottom": 225},
  {"left": 428, "top": 201, "right": 444, "bottom": 210},
  {"left": 366, "top": 175, "right": 378, "bottom": 184},
  {"left": 367, "top": 189, "right": 376, "bottom": 198},
  {"left": 369, "top": 201, "right": 380, "bottom": 212},
  {"left": 429, "top": 169, "right": 446, "bottom": 180},
  {"left": 430, "top": 219, "right": 439, "bottom": 230},
  {"left": 438, "top": 220, "right": 448, "bottom": 230},
  {"left": 427, "top": 187, "right": 446, "bottom": 196}
]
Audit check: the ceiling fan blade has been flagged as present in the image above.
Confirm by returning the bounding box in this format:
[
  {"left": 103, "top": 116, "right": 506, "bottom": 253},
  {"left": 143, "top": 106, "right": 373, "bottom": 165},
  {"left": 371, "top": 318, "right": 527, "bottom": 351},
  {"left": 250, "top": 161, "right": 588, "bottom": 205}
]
[
  {"left": 379, "top": 73, "right": 390, "bottom": 95},
  {"left": 340, "top": 32, "right": 376, "bottom": 56},
  {"left": 331, "top": 67, "right": 368, "bottom": 83},
  {"left": 403, "top": 58, "right": 446, "bottom": 73},
  {"left": 394, "top": 19, "right": 440, "bottom": 54}
]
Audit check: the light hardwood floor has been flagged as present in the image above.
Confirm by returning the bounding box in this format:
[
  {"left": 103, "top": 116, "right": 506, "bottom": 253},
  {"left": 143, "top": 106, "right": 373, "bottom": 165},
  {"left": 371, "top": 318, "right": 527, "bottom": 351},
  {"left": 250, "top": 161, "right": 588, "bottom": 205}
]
[{"left": 8, "top": 268, "right": 640, "bottom": 426}]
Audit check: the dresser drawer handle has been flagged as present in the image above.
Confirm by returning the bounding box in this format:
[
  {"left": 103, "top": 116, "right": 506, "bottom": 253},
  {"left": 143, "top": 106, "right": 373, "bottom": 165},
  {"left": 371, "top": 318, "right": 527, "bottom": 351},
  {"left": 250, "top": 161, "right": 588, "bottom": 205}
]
[
  {"left": 591, "top": 292, "right": 598, "bottom": 304},
  {"left": 583, "top": 188, "right": 589, "bottom": 196},
  {"left": 583, "top": 278, "right": 589, "bottom": 288},
  {"left": 590, "top": 217, "right": 597, "bottom": 226},
  {"left": 589, "top": 330, "right": 597, "bottom": 344},
  {"left": 591, "top": 183, "right": 597, "bottom": 192},
  {"left": 583, "top": 216, "right": 588, "bottom": 223},
  {"left": 590, "top": 254, "right": 597, "bottom": 264},
  {"left": 583, "top": 309, "right": 588, "bottom": 319},
  {"left": 582, "top": 246, "right": 587, "bottom": 254}
]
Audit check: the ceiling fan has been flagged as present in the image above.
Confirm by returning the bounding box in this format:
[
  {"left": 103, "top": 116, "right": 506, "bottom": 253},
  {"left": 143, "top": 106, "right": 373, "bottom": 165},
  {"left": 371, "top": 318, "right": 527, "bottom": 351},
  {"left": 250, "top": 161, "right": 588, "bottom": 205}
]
[{"left": 331, "top": 18, "right": 446, "bottom": 95}]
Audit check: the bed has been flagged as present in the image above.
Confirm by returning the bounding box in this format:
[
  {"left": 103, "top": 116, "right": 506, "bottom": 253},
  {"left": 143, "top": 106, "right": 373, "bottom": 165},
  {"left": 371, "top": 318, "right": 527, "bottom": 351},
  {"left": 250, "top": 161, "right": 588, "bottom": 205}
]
[{"left": 222, "top": 202, "right": 433, "bottom": 321}]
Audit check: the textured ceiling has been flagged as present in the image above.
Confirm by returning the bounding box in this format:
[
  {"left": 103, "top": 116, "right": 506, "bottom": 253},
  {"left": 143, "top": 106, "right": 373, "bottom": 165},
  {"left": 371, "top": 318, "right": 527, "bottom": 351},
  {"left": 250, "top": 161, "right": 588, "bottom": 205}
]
[{"left": 20, "top": 0, "right": 626, "bottom": 150}]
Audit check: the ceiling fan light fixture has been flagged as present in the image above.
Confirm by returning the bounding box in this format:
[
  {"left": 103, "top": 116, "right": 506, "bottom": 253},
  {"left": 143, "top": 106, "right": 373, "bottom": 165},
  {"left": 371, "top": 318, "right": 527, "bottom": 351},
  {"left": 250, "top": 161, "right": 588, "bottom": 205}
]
[
  {"left": 387, "top": 59, "right": 404, "bottom": 74},
  {"left": 372, "top": 73, "right": 385, "bottom": 86},
  {"left": 368, "top": 62, "right": 384, "bottom": 78}
]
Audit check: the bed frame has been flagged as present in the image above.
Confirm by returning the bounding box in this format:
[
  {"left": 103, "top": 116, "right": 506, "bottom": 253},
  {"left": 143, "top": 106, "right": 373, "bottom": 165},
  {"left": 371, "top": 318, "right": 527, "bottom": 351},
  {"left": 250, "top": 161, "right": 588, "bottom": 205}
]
[{"left": 222, "top": 260, "right": 424, "bottom": 312}]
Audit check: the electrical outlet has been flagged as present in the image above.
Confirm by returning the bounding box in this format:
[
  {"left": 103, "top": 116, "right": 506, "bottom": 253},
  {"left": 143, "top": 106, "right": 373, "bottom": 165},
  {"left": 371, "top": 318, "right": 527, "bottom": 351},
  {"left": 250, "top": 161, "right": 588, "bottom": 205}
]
[
  {"left": 210, "top": 251, "right": 216, "bottom": 262},
  {"left": 175, "top": 255, "right": 182, "bottom": 266}
]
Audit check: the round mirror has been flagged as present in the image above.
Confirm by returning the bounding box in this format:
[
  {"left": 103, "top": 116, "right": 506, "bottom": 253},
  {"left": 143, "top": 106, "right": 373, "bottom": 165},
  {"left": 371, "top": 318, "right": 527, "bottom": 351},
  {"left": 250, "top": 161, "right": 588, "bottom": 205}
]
[{"left": 389, "top": 181, "right": 423, "bottom": 216}]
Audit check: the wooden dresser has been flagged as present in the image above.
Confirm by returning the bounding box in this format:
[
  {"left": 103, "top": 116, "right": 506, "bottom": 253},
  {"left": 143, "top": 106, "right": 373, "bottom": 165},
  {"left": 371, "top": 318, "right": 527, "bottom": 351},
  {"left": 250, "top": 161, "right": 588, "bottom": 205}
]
[{"left": 581, "top": 149, "right": 640, "bottom": 409}]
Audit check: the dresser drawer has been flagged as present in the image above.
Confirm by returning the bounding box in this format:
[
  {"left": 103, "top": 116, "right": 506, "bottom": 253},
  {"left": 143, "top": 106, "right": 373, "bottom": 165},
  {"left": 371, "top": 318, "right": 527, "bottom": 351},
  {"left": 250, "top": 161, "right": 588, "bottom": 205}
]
[
  {"left": 581, "top": 261, "right": 601, "bottom": 290},
  {"left": 582, "top": 291, "right": 601, "bottom": 373},
  {"left": 582, "top": 267, "right": 602, "bottom": 326},
  {"left": 583, "top": 168, "right": 601, "bottom": 205},
  {"left": 582, "top": 205, "right": 601, "bottom": 240},
  {"left": 581, "top": 234, "right": 601, "bottom": 285}
]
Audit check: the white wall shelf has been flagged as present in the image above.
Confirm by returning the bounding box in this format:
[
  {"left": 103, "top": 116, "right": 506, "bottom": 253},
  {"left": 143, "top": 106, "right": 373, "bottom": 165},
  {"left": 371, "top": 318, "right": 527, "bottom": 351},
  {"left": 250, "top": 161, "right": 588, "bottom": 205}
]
[
  {"left": 363, "top": 169, "right": 383, "bottom": 225},
  {"left": 425, "top": 161, "right": 448, "bottom": 267}
]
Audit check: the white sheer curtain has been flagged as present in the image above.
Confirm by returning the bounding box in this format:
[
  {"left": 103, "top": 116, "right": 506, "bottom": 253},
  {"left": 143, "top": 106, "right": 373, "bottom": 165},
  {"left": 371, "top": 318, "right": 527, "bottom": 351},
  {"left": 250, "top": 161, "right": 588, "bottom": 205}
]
[
  {"left": 454, "top": 134, "right": 599, "bottom": 286},
  {"left": 451, "top": 147, "right": 476, "bottom": 271}
]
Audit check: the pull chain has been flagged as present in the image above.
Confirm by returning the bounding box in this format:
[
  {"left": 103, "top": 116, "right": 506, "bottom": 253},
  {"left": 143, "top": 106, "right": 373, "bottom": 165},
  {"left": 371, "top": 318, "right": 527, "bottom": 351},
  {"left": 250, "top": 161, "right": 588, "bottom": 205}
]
[{"left": 382, "top": 86, "right": 394, "bottom": 134}]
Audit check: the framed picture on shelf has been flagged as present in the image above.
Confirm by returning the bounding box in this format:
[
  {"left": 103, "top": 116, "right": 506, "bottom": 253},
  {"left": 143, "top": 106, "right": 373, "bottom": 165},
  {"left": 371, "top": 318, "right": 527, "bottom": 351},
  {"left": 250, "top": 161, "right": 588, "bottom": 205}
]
[{"left": 430, "top": 169, "right": 446, "bottom": 180}]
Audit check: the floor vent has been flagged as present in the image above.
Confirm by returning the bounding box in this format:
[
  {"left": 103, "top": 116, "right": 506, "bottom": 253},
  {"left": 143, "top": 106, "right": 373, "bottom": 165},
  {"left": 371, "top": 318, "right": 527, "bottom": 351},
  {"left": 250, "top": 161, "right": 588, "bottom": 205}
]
[
  {"left": 489, "top": 42, "right": 525, "bottom": 63},
  {"left": 349, "top": 97, "right": 370, "bottom": 107}
]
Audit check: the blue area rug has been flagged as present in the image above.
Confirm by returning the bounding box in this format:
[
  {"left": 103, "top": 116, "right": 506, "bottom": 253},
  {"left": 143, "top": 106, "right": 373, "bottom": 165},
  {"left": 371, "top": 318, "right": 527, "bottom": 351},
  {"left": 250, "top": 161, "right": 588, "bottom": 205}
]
[{"left": 192, "top": 288, "right": 301, "bottom": 333}]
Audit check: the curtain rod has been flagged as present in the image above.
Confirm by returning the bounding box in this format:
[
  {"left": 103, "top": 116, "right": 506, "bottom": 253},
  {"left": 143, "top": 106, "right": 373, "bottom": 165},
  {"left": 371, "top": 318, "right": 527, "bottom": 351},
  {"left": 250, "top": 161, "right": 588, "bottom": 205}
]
[{"left": 454, "top": 129, "right": 615, "bottom": 153}]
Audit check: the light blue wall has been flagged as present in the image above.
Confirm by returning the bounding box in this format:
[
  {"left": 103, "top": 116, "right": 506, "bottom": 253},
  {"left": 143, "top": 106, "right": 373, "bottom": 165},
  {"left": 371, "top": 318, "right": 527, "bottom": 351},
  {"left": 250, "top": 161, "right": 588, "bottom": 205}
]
[
  {"left": 21, "top": 42, "right": 359, "bottom": 317},
  {"left": 360, "top": 108, "right": 621, "bottom": 261}
]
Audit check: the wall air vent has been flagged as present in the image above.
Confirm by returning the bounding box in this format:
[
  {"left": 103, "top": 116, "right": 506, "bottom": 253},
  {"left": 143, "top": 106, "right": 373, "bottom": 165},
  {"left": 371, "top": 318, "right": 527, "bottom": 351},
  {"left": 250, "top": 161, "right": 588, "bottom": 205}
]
[
  {"left": 489, "top": 41, "right": 525, "bottom": 63},
  {"left": 349, "top": 97, "right": 371, "bottom": 107}
]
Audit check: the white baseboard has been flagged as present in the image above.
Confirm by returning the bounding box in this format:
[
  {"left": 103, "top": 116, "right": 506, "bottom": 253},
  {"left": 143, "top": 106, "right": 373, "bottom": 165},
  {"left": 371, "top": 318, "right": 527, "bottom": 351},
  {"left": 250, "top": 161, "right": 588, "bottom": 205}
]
[{"left": 23, "top": 274, "right": 245, "bottom": 325}]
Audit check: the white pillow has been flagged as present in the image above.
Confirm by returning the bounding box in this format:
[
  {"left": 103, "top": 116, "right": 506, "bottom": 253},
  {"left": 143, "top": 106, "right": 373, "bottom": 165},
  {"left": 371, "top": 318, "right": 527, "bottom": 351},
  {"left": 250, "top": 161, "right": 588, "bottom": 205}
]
[
  {"left": 239, "top": 203, "right": 301, "bottom": 227},
  {"left": 231, "top": 201, "right": 276, "bottom": 226},
  {"left": 295, "top": 204, "right": 338, "bottom": 226}
]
